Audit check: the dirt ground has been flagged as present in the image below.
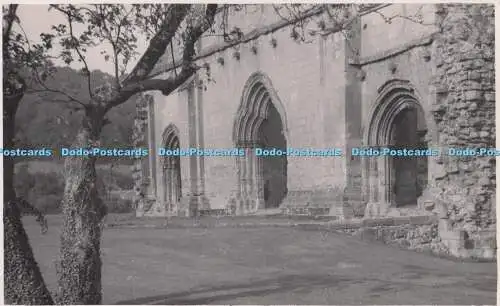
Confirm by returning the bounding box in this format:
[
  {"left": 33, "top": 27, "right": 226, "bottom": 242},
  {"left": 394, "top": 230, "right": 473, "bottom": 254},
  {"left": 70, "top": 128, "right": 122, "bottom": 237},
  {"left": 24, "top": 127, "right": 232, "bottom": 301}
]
[{"left": 23, "top": 215, "right": 496, "bottom": 305}]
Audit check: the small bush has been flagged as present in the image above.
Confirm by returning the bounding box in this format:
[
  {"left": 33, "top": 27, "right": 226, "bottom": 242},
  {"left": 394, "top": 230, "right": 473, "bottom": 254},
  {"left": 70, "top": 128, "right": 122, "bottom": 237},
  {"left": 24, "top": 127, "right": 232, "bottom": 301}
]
[
  {"left": 14, "top": 169, "right": 64, "bottom": 214},
  {"left": 14, "top": 164, "right": 36, "bottom": 196},
  {"left": 352, "top": 202, "right": 366, "bottom": 218},
  {"left": 35, "top": 194, "right": 63, "bottom": 214},
  {"left": 113, "top": 173, "right": 134, "bottom": 190},
  {"left": 31, "top": 172, "right": 65, "bottom": 196},
  {"left": 14, "top": 162, "right": 134, "bottom": 214},
  {"left": 97, "top": 168, "right": 134, "bottom": 191},
  {"left": 105, "top": 194, "right": 133, "bottom": 213}
]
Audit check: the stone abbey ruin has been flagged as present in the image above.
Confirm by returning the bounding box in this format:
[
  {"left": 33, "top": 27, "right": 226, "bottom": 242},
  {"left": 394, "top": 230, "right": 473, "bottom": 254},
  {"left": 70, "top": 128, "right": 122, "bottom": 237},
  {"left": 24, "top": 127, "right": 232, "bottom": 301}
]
[{"left": 132, "top": 4, "right": 496, "bottom": 260}]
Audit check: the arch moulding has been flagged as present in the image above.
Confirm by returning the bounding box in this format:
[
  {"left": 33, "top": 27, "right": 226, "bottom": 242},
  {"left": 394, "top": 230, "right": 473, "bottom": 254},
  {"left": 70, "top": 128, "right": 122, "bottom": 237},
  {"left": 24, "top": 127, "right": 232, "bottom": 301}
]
[
  {"left": 232, "top": 71, "right": 289, "bottom": 146},
  {"left": 363, "top": 79, "right": 427, "bottom": 146},
  {"left": 362, "top": 79, "right": 429, "bottom": 217},
  {"left": 160, "top": 123, "right": 181, "bottom": 168}
]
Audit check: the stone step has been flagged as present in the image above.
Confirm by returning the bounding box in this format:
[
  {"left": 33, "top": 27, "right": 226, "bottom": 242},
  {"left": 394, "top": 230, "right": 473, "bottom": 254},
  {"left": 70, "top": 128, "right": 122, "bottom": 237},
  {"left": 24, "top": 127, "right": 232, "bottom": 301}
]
[
  {"left": 280, "top": 206, "right": 330, "bottom": 216},
  {"left": 199, "top": 208, "right": 231, "bottom": 217}
]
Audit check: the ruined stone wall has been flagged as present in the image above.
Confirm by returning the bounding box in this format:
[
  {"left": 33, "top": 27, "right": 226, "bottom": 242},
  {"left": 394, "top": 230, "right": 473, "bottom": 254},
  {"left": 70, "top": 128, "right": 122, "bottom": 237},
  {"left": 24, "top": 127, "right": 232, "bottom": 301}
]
[
  {"left": 430, "top": 4, "right": 495, "bottom": 259},
  {"left": 337, "top": 220, "right": 452, "bottom": 257},
  {"left": 131, "top": 94, "right": 153, "bottom": 216}
]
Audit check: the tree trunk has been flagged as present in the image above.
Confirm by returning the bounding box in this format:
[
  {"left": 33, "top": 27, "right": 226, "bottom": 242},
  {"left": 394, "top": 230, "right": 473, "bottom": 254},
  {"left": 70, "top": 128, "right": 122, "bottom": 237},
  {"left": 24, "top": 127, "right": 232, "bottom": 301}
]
[
  {"left": 56, "top": 108, "right": 108, "bottom": 304},
  {"left": 3, "top": 93, "right": 54, "bottom": 305}
]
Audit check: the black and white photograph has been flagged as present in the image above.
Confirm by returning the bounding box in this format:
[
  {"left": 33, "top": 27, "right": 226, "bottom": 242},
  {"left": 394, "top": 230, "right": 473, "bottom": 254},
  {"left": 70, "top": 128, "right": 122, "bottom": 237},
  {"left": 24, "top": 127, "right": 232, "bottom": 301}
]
[{"left": 2, "top": 2, "right": 497, "bottom": 305}]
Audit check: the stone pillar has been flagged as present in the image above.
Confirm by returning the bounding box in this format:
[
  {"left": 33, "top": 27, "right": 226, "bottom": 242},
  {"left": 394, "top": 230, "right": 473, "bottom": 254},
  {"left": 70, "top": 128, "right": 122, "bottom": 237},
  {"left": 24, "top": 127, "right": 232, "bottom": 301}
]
[
  {"left": 364, "top": 145, "right": 392, "bottom": 218},
  {"left": 231, "top": 156, "right": 243, "bottom": 215},
  {"left": 194, "top": 71, "right": 210, "bottom": 211},
  {"left": 146, "top": 95, "right": 157, "bottom": 197},
  {"left": 132, "top": 94, "right": 156, "bottom": 217},
  {"left": 166, "top": 157, "right": 182, "bottom": 215},
  {"left": 231, "top": 143, "right": 263, "bottom": 215},
  {"left": 253, "top": 149, "right": 265, "bottom": 210},
  {"left": 341, "top": 10, "right": 363, "bottom": 219},
  {"left": 369, "top": 155, "right": 378, "bottom": 203},
  {"left": 247, "top": 147, "right": 257, "bottom": 212},
  {"left": 183, "top": 79, "right": 210, "bottom": 217},
  {"left": 381, "top": 146, "right": 392, "bottom": 214},
  {"left": 163, "top": 162, "right": 173, "bottom": 213},
  {"left": 238, "top": 146, "right": 253, "bottom": 215}
]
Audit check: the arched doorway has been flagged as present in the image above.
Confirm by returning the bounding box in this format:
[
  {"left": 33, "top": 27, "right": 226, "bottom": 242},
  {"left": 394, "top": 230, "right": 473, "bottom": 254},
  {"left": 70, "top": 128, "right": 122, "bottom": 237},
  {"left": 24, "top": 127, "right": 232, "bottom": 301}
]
[
  {"left": 161, "top": 124, "right": 182, "bottom": 214},
  {"left": 364, "top": 80, "right": 429, "bottom": 212},
  {"left": 233, "top": 72, "right": 288, "bottom": 213}
]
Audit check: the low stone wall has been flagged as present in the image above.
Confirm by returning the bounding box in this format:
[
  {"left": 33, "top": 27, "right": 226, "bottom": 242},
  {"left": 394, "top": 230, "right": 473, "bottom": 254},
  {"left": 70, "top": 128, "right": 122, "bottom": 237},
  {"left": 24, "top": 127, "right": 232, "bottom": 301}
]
[
  {"left": 340, "top": 223, "right": 449, "bottom": 256},
  {"left": 333, "top": 216, "right": 495, "bottom": 260}
]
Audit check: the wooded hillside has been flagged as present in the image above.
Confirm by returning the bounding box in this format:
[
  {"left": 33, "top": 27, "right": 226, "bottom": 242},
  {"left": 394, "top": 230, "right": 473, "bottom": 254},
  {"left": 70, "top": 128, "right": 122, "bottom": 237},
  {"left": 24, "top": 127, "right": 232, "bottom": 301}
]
[{"left": 15, "top": 66, "right": 136, "bottom": 151}]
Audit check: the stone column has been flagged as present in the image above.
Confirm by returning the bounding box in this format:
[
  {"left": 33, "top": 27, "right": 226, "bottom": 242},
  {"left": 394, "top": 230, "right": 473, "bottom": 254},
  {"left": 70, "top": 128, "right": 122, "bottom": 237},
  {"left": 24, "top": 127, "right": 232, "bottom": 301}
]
[
  {"left": 166, "top": 165, "right": 171, "bottom": 212},
  {"left": 253, "top": 148, "right": 264, "bottom": 211},
  {"left": 341, "top": 11, "right": 363, "bottom": 219},
  {"left": 246, "top": 147, "right": 256, "bottom": 212},
  {"left": 231, "top": 156, "right": 243, "bottom": 215},
  {"left": 364, "top": 146, "right": 381, "bottom": 217},
  {"left": 379, "top": 148, "right": 390, "bottom": 213},
  {"left": 246, "top": 145, "right": 266, "bottom": 213},
  {"left": 132, "top": 94, "right": 156, "bottom": 216},
  {"left": 146, "top": 95, "right": 157, "bottom": 198},
  {"left": 232, "top": 143, "right": 263, "bottom": 215},
  {"left": 184, "top": 79, "right": 210, "bottom": 217},
  {"left": 239, "top": 146, "right": 254, "bottom": 214},
  {"left": 164, "top": 162, "right": 173, "bottom": 213},
  {"left": 369, "top": 155, "right": 378, "bottom": 203}
]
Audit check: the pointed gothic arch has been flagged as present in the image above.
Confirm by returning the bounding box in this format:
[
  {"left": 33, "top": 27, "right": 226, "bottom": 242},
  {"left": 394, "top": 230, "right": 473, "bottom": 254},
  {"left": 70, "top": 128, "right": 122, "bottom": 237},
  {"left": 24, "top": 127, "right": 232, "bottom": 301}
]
[
  {"left": 232, "top": 72, "right": 289, "bottom": 214},
  {"left": 161, "top": 124, "right": 182, "bottom": 214},
  {"left": 233, "top": 72, "right": 289, "bottom": 145},
  {"left": 363, "top": 79, "right": 429, "bottom": 213}
]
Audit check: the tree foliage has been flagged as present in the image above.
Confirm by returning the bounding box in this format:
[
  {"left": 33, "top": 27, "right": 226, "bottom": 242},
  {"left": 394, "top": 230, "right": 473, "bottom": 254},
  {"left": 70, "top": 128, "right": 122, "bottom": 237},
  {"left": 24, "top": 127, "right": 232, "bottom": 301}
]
[
  {"left": 16, "top": 67, "right": 136, "bottom": 150},
  {"left": 22, "top": 4, "right": 218, "bottom": 111}
]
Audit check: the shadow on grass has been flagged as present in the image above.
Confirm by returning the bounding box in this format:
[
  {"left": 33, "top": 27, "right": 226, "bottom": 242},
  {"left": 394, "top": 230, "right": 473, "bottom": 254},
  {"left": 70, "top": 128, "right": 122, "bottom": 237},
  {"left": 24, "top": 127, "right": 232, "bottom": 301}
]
[
  {"left": 115, "top": 273, "right": 366, "bottom": 305},
  {"left": 114, "top": 271, "right": 496, "bottom": 305}
]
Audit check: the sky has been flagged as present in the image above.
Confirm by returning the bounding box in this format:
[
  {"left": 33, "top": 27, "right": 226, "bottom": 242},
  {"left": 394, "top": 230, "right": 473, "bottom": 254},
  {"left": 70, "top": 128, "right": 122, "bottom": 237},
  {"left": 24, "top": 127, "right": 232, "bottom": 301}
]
[{"left": 16, "top": 4, "right": 147, "bottom": 76}]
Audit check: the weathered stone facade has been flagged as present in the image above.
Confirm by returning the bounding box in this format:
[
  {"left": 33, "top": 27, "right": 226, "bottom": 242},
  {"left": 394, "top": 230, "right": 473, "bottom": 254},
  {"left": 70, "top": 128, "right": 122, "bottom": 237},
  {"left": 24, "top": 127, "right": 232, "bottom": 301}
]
[
  {"left": 429, "top": 4, "right": 496, "bottom": 259},
  {"left": 133, "top": 4, "right": 495, "bottom": 259},
  {"left": 131, "top": 94, "right": 156, "bottom": 216}
]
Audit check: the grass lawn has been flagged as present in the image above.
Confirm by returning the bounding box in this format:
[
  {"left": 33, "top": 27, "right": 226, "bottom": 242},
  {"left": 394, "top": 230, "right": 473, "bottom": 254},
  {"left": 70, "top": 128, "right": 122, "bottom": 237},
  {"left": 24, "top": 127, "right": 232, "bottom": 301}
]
[{"left": 23, "top": 214, "right": 496, "bottom": 305}]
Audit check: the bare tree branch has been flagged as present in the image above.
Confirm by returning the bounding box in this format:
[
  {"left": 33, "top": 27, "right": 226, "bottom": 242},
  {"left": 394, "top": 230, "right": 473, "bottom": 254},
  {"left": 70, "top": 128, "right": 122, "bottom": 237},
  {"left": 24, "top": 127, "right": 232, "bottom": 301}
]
[
  {"left": 25, "top": 90, "right": 87, "bottom": 110},
  {"left": 181, "top": 4, "right": 218, "bottom": 63},
  {"left": 170, "top": 40, "right": 178, "bottom": 78},
  {"left": 122, "top": 5, "right": 192, "bottom": 85},
  {"left": 115, "top": 67, "right": 195, "bottom": 102},
  {"left": 12, "top": 9, "right": 90, "bottom": 107},
  {"left": 148, "top": 5, "right": 322, "bottom": 79},
  {"left": 93, "top": 4, "right": 133, "bottom": 89},
  {"left": 112, "top": 8, "right": 134, "bottom": 88},
  {"left": 105, "top": 4, "right": 218, "bottom": 111},
  {"left": 53, "top": 5, "right": 94, "bottom": 100},
  {"left": 372, "top": 5, "right": 433, "bottom": 26},
  {"left": 25, "top": 82, "right": 88, "bottom": 107}
]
